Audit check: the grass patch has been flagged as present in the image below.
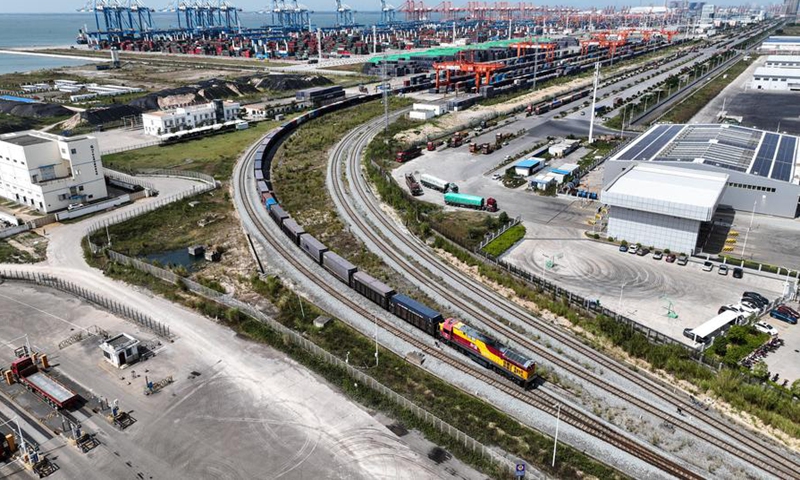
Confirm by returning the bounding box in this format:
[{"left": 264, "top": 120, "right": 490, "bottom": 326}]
[
  {"left": 0, "top": 234, "right": 43, "bottom": 263},
  {"left": 660, "top": 57, "right": 753, "bottom": 124},
  {"left": 482, "top": 224, "right": 526, "bottom": 257},
  {"left": 707, "top": 324, "right": 769, "bottom": 368},
  {"left": 103, "top": 119, "right": 286, "bottom": 180},
  {"left": 88, "top": 191, "right": 229, "bottom": 259}
]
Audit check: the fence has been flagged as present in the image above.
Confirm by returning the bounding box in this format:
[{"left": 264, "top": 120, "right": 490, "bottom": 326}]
[
  {"left": 104, "top": 168, "right": 157, "bottom": 192},
  {"left": 478, "top": 216, "right": 522, "bottom": 250},
  {"left": 97, "top": 249, "right": 516, "bottom": 473},
  {"left": 0, "top": 269, "right": 172, "bottom": 339},
  {"left": 0, "top": 224, "right": 29, "bottom": 240},
  {"left": 101, "top": 139, "right": 162, "bottom": 156}
]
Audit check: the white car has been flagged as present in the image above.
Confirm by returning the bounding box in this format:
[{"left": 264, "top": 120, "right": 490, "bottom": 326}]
[
  {"left": 702, "top": 261, "right": 714, "bottom": 272},
  {"left": 628, "top": 245, "right": 639, "bottom": 255},
  {"left": 492, "top": 173, "right": 502, "bottom": 180},
  {"left": 718, "top": 264, "right": 729, "bottom": 275},
  {"left": 736, "top": 303, "right": 761, "bottom": 316},
  {"left": 754, "top": 321, "right": 778, "bottom": 336}
]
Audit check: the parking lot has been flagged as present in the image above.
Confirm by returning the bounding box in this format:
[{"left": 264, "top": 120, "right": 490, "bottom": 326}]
[
  {"left": 501, "top": 222, "right": 789, "bottom": 347},
  {"left": 0, "top": 282, "right": 480, "bottom": 479},
  {"left": 761, "top": 314, "right": 800, "bottom": 384}
]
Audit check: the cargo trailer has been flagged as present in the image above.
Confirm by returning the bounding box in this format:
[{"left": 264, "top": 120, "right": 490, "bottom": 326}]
[
  {"left": 323, "top": 251, "right": 357, "bottom": 285},
  {"left": 444, "top": 192, "right": 497, "bottom": 212},
  {"left": 300, "top": 234, "right": 328, "bottom": 264},
  {"left": 11, "top": 356, "right": 77, "bottom": 409},
  {"left": 419, "top": 174, "right": 456, "bottom": 193}
]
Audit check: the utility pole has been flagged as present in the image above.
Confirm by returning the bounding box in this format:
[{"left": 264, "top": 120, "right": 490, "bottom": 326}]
[
  {"left": 317, "top": 28, "right": 322, "bottom": 63},
  {"left": 382, "top": 53, "right": 389, "bottom": 133},
  {"left": 374, "top": 315, "right": 379, "bottom": 367},
  {"left": 588, "top": 62, "right": 600, "bottom": 144},
  {"left": 372, "top": 25, "right": 377, "bottom": 54}
]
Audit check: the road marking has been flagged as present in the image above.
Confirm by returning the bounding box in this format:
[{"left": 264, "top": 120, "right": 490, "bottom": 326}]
[{"left": 0, "top": 291, "right": 87, "bottom": 332}]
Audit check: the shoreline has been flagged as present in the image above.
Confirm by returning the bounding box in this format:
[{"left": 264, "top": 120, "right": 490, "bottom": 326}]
[{"left": 0, "top": 49, "right": 106, "bottom": 63}]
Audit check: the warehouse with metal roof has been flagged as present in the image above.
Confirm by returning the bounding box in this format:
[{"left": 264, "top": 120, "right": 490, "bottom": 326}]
[
  {"left": 603, "top": 124, "right": 800, "bottom": 218},
  {"left": 602, "top": 164, "right": 728, "bottom": 254}
]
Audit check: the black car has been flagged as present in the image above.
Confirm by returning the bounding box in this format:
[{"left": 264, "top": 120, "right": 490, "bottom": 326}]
[
  {"left": 743, "top": 291, "right": 768, "bottom": 306},
  {"left": 732, "top": 267, "right": 744, "bottom": 279}
]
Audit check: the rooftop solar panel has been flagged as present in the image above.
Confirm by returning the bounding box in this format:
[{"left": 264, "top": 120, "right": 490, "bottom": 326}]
[
  {"left": 751, "top": 133, "right": 779, "bottom": 177},
  {"left": 770, "top": 136, "right": 797, "bottom": 182},
  {"left": 617, "top": 124, "right": 670, "bottom": 161},
  {"left": 635, "top": 125, "right": 684, "bottom": 160}
]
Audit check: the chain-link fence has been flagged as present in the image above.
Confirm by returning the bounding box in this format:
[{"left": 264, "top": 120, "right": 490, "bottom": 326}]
[
  {"left": 99, "top": 249, "right": 516, "bottom": 473},
  {"left": 0, "top": 269, "right": 172, "bottom": 339}
]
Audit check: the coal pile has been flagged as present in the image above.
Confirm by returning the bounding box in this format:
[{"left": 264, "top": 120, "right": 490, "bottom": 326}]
[
  {"left": 0, "top": 100, "right": 72, "bottom": 119},
  {"left": 129, "top": 78, "right": 263, "bottom": 111},
  {"left": 81, "top": 105, "right": 143, "bottom": 125},
  {"left": 249, "top": 74, "right": 332, "bottom": 91}
]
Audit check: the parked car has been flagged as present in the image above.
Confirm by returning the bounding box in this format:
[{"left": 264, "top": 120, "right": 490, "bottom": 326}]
[
  {"left": 776, "top": 304, "right": 800, "bottom": 319},
  {"left": 619, "top": 244, "right": 629, "bottom": 253},
  {"left": 743, "top": 291, "right": 769, "bottom": 306},
  {"left": 637, "top": 248, "right": 650, "bottom": 257},
  {"left": 733, "top": 267, "right": 744, "bottom": 279},
  {"left": 753, "top": 321, "right": 778, "bottom": 336},
  {"left": 492, "top": 173, "right": 502, "bottom": 180},
  {"left": 665, "top": 254, "right": 677, "bottom": 263},
  {"left": 628, "top": 245, "right": 639, "bottom": 255},
  {"left": 702, "top": 261, "right": 714, "bottom": 272},
  {"left": 736, "top": 303, "right": 761, "bottom": 316},
  {"left": 677, "top": 254, "right": 688, "bottom": 265},
  {"left": 718, "top": 304, "right": 741, "bottom": 315},
  {"left": 653, "top": 251, "right": 663, "bottom": 260},
  {"left": 741, "top": 295, "right": 768, "bottom": 310},
  {"left": 770, "top": 309, "right": 798, "bottom": 325},
  {"left": 741, "top": 297, "right": 765, "bottom": 312},
  {"left": 718, "top": 264, "right": 729, "bottom": 275}
]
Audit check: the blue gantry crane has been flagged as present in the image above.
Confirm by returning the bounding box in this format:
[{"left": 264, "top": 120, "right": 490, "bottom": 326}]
[
  {"left": 77, "top": 0, "right": 155, "bottom": 40},
  {"left": 165, "top": 1, "right": 242, "bottom": 31}
]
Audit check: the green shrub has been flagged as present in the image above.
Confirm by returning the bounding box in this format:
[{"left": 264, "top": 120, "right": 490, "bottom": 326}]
[{"left": 482, "top": 224, "right": 526, "bottom": 257}]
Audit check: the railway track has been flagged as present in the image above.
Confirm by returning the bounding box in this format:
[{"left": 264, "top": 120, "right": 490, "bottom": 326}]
[
  {"left": 234, "top": 120, "right": 704, "bottom": 480},
  {"left": 330, "top": 115, "right": 799, "bottom": 479}
]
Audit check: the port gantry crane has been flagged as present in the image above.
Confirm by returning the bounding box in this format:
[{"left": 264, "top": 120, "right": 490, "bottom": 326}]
[
  {"left": 433, "top": 50, "right": 503, "bottom": 91},
  {"left": 508, "top": 37, "right": 557, "bottom": 61},
  {"left": 77, "top": 0, "right": 155, "bottom": 39}
]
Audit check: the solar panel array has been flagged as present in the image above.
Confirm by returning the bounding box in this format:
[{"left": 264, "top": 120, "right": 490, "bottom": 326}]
[{"left": 617, "top": 124, "right": 800, "bottom": 183}]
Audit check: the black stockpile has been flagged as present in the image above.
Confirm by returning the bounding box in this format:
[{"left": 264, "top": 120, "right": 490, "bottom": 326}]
[
  {"left": 0, "top": 100, "right": 72, "bottom": 118},
  {"left": 81, "top": 105, "right": 143, "bottom": 125},
  {"left": 249, "top": 74, "right": 333, "bottom": 91}
]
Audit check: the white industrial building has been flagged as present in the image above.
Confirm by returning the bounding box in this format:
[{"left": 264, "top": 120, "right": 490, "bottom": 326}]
[
  {"left": 765, "top": 55, "right": 800, "bottom": 68},
  {"left": 142, "top": 99, "right": 240, "bottom": 137},
  {"left": 0, "top": 130, "right": 108, "bottom": 213},
  {"left": 604, "top": 124, "right": 800, "bottom": 219},
  {"left": 751, "top": 66, "right": 800, "bottom": 91},
  {"left": 760, "top": 36, "right": 800, "bottom": 54},
  {"left": 602, "top": 164, "right": 728, "bottom": 254}
]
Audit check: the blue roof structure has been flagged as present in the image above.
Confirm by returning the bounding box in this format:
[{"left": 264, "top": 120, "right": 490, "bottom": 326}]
[
  {"left": 764, "top": 36, "right": 800, "bottom": 43},
  {"left": 514, "top": 158, "right": 542, "bottom": 168}
]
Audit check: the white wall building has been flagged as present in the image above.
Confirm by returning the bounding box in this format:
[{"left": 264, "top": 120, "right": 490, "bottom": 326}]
[
  {"left": 751, "top": 66, "right": 800, "bottom": 91},
  {"left": 142, "top": 100, "right": 240, "bottom": 137},
  {"left": 602, "top": 164, "right": 728, "bottom": 254},
  {"left": 759, "top": 36, "right": 800, "bottom": 54},
  {"left": 0, "top": 131, "right": 108, "bottom": 213},
  {"left": 765, "top": 54, "right": 800, "bottom": 68}
]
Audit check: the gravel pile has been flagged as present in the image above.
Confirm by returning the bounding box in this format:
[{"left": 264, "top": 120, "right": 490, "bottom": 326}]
[{"left": 0, "top": 100, "right": 72, "bottom": 118}]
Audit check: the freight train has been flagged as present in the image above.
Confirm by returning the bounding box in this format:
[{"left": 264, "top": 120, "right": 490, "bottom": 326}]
[{"left": 253, "top": 94, "right": 536, "bottom": 388}]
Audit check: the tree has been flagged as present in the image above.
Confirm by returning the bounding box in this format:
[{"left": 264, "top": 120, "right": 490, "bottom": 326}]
[
  {"left": 752, "top": 360, "right": 769, "bottom": 381},
  {"left": 712, "top": 336, "right": 728, "bottom": 356},
  {"left": 727, "top": 325, "right": 748, "bottom": 345},
  {"left": 498, "top": 211, "right": 509, "bottom": 225},
  {"left": 792, "top": 379, "right": 800, "bottom": 397}
]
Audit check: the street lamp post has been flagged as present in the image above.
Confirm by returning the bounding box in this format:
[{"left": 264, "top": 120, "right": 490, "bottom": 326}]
[
  {"left": 741, "top": 194, "right": 766, "bottom": 260},
  {"left": 618, "top": 282, "right": 627, "bottom": 311},
  {"left": 552, "top": 404, "right": 561, "bottom": 467}
]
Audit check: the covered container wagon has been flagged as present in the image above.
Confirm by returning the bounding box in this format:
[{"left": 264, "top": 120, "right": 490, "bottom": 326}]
[
  {"left": 353, "top": 271, "right": 395, "bottom": 309},
  {"left": 389, "top": 294, "right": 443, "bottom": 336},
  {"left": 323, "top": 251, "right": 357, "bottom": 285},
  {"left": 255, "top": 170, "right": 265, "bottom": 181},
  {"left": 300, "top": 234, "right": 328, "bottom": 264},
  {"left": 269, "top": 204, "right": 289, "bottom": 224},
  {"left": 282, "top": 218, "right": 305, "bottom": 244}
]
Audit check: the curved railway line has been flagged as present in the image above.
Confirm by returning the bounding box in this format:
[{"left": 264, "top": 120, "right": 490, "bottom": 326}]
[
  {"left": 329, "top": 114, "right": 799, "bottom": 479},
  {"left": 235, "top": 116, "right": 705, "bottom": 480}
]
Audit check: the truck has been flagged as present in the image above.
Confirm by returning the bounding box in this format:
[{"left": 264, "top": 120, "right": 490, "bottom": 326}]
[
  {"left": 420, "top": 174, "right": 457, "bottom": 193},
  {"left": 11, "top": 356, "right": 77, "bottom": 409},
  {"left": 405, "top": 173, "right": 422, "bottom": 195},
  {"left": 444, "top": 192, "right": 497, "bottom": 212},
  {"left": 448, "top": 131, "right": 466, "bottom": 148},
  {"left": 426, "top": 140, "right": 442, "bottom": 151},
  {"left": 396, "top": 145, "right": 422, "bottom": 163}
]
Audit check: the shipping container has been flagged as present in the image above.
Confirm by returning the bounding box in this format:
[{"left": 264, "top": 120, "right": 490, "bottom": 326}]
[
  {"left": 300, "top": 234, "right": 328, "bottom": 264},
  {"left": 255, "top": 170, "right": 265, "bottom": 181},
  {"left": 282, "top": 218, "right": 306, "bottom": 244},
  {"left": 269, "top": 204, "right": 289, "bottom": 224},
  {"left": 257, "top": 181, "right": 269, "bottom": 194},
  {"left": 322, "top": 251, "right": 357, "bottom": 285},
  {"left": 389, "top": 294, "right": 442, "bottom": 337},
  {"left": 264, "top": 195, "right": 276, "bottom": 208},
  {"left": 255, "top": 160, "right": 263, "bottom": 170},
  {"left": 444, "top": 192, "right": 484, "bottom": 208},
  {"left": 353, "top": 271, "right": 395, "bottom": 309}
]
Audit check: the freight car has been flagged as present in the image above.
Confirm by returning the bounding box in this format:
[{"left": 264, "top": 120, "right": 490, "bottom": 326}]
[
  {"left": 300, "top": 234, "right": 328, "bottom": 264},
  {"left": 353, "top": 271, "right": 395, "bottom": 309},
  {"left": 389, "top": 294, "right": 443, "bottom": 337},
  {"left": 323, "top": 251, "right": 357, "bottom": 285},
  {"left": 282, "top": 218, "right": 305, "bottom": 244},
  {"left": 269, "top": 204, "right": 289, "bottom": 224},
  {"left": 444, "top": 192, "right": 498, "bottom": 212}
]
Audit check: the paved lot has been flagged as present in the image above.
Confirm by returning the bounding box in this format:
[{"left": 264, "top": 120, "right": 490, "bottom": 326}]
[
  {"left": 0, "top": 282, "right": 479, "bottom": 480},
  {"left": 715, "top": 212, "right": 800, "bottom": 271},
  {"left": 760, "top": 314, "right": 800, "bottom": 384},
  {"left": 501, "top": 223, "right": 787, "bottom": 346},
  {"left": 93, "top": 128, "right": 155, "bottom": 155}
]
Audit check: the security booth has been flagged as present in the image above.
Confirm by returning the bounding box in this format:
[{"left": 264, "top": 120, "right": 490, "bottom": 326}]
[{"left": 100, "top": 333, "right": 140, "bottom": 368}]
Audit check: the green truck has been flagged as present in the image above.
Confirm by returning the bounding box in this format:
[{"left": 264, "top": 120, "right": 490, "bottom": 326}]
[{"left": 444, "top": 192, "right": 498, "bottom": 212}]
